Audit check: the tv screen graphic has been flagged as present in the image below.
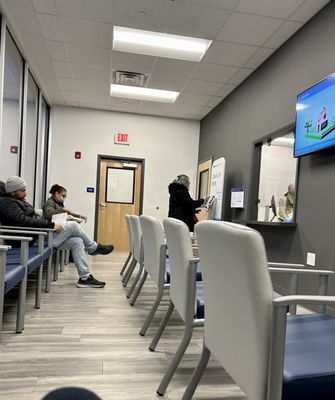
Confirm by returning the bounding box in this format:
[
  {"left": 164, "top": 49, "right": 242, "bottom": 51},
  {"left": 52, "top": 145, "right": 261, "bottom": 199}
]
[{"left": 294, "top": 72, "right": 335, "bottom": 157}]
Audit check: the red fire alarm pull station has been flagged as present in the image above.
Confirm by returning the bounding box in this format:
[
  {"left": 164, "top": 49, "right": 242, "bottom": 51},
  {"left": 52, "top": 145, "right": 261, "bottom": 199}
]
[{"left": 75, "top": 151, "right": 81, "bottom": 159}]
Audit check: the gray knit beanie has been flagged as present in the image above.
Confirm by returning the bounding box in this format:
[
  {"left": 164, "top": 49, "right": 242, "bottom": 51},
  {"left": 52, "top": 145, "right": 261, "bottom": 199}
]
[{"left": 5, "top": 176, "right": 27, "bottom": 193}]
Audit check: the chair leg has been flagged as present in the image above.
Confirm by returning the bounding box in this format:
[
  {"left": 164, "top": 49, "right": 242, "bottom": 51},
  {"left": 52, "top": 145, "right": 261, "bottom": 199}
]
[
  {"left": 122, "top": 259, "right": 137, "bottom": 286},
  {"left": 130, "top": 270, "right": 147, "bottom": 306},
  {"left": 35, "top": 264, "right": 43, "bottom": 309},
  {"left": 45, "top": 256, "right": 52, "bottom": 293},
  {"left": 156, "top": 321, "right": 194, "bottom": 396},
  {"left": 53, "top": 250, "right": 60, "bottom": 281},
  {"left": 140, "top": 285, "right": 164, "bottom": 336},
  {"left": 126, "top": 264, "right": 143, "bottom": 298},
  {"left": 60, "top": 250, "right": 65, "bottom": 272},
  {"left": 181, "top": 344, "right": 211, "bottom": 400},
  {"left": 149, "top": 300, "right": 174, "bottom": 351},
  {"left": 16, "top": 275, "right": 27, "bottom": 333},
  {"left": 120, "top": 252, "right": 132, "bottom": 275},
  {"left": 65, "top": 249, "right": 70, "bottom": 265}
]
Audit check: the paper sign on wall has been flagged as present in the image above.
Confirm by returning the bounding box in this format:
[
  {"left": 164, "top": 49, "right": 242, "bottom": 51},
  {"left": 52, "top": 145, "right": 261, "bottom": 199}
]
[{"left": 209, "top": 157, "right": 225, "bottom": 220}]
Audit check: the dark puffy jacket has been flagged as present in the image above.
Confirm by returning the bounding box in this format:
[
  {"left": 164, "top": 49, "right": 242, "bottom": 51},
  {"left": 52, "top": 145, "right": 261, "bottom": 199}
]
[
  {"left": 168, "top": 182, "right": 204, "bottom": 232},
  {"left": 0, "top": 194, "right": 54, "bottom": 229}
]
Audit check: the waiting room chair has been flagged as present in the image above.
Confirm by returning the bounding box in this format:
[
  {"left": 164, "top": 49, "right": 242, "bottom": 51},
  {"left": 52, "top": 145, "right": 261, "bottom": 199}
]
[
  {"left": 152, "top": 217, "right": 205, "bottom": 396},
  {"left": 0, "top": 235, "right": 32, "bottom": 337},
  {"left": 182, "top": 220, "right": 335, "bottom": 400},
  {"left": 119, "top": 214, "right": 134, "bottom": 276},
  {"left": 121, "top": 215, "right": 137, "bottom": 286},
  {"left": 124, "top": 215, "right": 144, "bottom": 299},
  {"left": 137, "top": 215, "right": 170, "bottom": 334}
]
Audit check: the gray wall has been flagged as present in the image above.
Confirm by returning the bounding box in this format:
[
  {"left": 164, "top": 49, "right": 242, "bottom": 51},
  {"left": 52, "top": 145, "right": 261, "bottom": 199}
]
[{"left": 199, "top": 2, "right": 335, "bottom": 300}]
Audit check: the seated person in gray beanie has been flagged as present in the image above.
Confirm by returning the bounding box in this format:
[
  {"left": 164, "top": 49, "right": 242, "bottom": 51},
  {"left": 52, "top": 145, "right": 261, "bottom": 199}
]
[{"left": 0, "top": 176, "right": 114, "bottom": 288}]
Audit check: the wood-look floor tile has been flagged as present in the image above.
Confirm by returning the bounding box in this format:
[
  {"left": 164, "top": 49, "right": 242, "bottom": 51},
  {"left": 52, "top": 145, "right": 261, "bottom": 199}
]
[{"left": 0, "top": 251, "right": 241, "bottom": 399}]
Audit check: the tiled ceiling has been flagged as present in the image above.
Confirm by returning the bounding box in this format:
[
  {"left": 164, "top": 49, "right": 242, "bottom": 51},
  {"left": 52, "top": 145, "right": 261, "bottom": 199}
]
[{"left": 2, "top": 0, "right": 330, "bottom": 120}]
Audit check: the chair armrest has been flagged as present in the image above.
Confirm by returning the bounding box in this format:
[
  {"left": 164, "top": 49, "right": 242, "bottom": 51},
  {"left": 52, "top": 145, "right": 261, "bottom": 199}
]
[
  {"left": 269, "top": 267, "right": 334, "bottom": 276},
  {"left": 0, "top": 235, "right": 33, "bottom": 242},
  {"left": 268, "top": 261, "right": 305, "bottom": 268},
  {"left": 0, "top": 244, "right": 11, "bottom": 250},
  {"left": 190, "top": 257, "right": 200, "bottom": 264},
  {"left": 0, "top": 225, "right": 55, "bottom": 232},
  {"left": 273, "top": 295, "right": 335, "bottom": 308},
  {"left": 0, "top": 228, "right": 47, "bottom": 236}
]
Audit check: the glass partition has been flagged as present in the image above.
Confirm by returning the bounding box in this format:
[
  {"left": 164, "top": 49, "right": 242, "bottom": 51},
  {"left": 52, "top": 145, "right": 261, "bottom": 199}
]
[
  {"left": 22, "top": 71, "right": 39, "bottom": 203},
  {"left": 255, "top": 130, "right": 298, "bottom": 223},
  {"left": 0, "top": 29, "right": 23, "bottom": 178}
]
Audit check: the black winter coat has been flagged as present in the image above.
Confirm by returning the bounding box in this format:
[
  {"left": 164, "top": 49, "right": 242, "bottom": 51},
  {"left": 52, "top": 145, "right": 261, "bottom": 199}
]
[
  {"left": 0, "top": 195, "right": 54, "bottom": 229},
  {"left": 168, "top": 183, "right": 204, "bottom": 232}
]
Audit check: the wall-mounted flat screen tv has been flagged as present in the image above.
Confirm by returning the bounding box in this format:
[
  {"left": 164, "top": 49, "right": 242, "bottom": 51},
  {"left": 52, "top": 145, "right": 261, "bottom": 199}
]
[{"left": 294, "top": 72, "right": 335, "bottom": 157}]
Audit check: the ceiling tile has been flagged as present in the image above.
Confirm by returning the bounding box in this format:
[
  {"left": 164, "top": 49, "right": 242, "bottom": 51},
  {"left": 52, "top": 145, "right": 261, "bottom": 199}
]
[
  {"left": 169, "top": 103, "right": 205, "bottom": 115},
  {"left": 192, "top": 63, "right": 238, "bottom": 83},
  {"left": 217, "top": 12, "right": 283, "bottom": 46},
  {"left": 263, "top": 21, "right": 303, "bottom": 49},
  {"left": 63, "top": 90, "right": 79, "bottom": 102},
  {"left": 52, "top": 61, "right": 72, "bottom": 78},
  {"left": 139, "top": 101, "right": 174, "bottom": 112},
  {"left": 78, "top": 92, "right": 111, "bottom": 105},
  {"left": 110, "top": 98, "right": 141, "bottom": 108},
  {"left": 216, "top": 83, "right": 238, "bottom": 97},
  {"left": 203, "top": 41, "right": 257, "bottom": 67},
  {"left": 111, "top": 0, "right": 172, "bottom": 32},
  {"left": 57, "top": 77, "right": 78, "bottom": 91},
  {"left": 37, "top": 13, "right": 63, "bottom": 41},
  {"left": 45, "top": 40, "right": 68, "bottom": 61},
  {"left": 111, "top": 51, "right": 155, "bottom": 74},
  {"left": 32, "top": 0, "right": 56, "bottom": 14},
  {"left": 205, "top": 96, "right": 224, "bottom": 108},
  {"left": 54, "top": 0, "right": 114, "bottom": 23},
  {"left": 236, "top": 0, "right": 305, "bottom": 19},
  {"left": 74, "top": 79, "right": 109, "bottom": 94},
  {"left": 183, "top": 79, "right": 224, "bottom": 95},
  {"left": 152, "top": 58, "right": 198, "bottom": 78},
  {"left": 166, "top": 2, "right": 231, "bottom": 39},
  {"left": 176, "top": 92, "right": 213, "bottom": 106},
  {"left": 60, "top": 17, "right": 113, "bottom": 48},
  {"left": 71, "top": 65, "right": 110, "bottom": 82},
  {"left": 66, "top": 43, "right": 110, "bottom": 67},
  {"left": 229, "top": 68, "right": 254, "bottom": 85},
  {"left": 244, "top": 47, "right": 275, "bottom": 68},
  {"left": 147, "top": 74, "right": 188, "bottom": 91},
  {"left": 178, "top": 0, "right": 239, "bottom": 10},
  {"left": 289, "top": 0, "right": 329, "bottom": 22}
]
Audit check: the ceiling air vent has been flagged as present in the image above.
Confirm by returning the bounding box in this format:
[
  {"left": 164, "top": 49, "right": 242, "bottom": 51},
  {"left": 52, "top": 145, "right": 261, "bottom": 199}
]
[{"left": 112, "top": 70, "right": 148, "bottom": 87}]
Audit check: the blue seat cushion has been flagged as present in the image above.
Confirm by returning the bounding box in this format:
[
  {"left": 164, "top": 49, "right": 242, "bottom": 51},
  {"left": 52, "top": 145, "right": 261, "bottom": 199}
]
[
  {"left": 164, "top": 260, "right": 202, "bottom": 284},
  {"left": 7, "top": 247, "right": 43, "bottom": 273},
  {"left": 5, "top": 263, "right": 26, "bottom": 293},
  {"left": 283, "top": 314, "right": 335, "bottom": 400},
  {"left": 195, "top": 281, "right": 205, "bottom": 319}
]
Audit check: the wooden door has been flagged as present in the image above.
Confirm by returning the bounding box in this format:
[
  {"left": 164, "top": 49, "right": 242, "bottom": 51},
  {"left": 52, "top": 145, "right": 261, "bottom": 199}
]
[
  {"left": 196, "top": 158, "right": 212, "bottom": 222},
  {"left": 96, "top": 158, "right": 143, "bottom": 251}
]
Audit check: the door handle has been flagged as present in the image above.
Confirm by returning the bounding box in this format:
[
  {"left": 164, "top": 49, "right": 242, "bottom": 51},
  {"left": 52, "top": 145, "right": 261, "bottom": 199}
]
[{"left": 99, "top": 202, "right": 106, "bottom": 209}]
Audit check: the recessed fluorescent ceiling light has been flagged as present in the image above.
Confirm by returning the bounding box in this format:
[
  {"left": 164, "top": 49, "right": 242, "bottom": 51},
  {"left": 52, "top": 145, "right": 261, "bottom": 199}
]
[
  {"left": 113, "top": 26, "right": 212, "bottom": 62},
  {"left": 110, "top": 84, "right": 179, "bottom": 103}
]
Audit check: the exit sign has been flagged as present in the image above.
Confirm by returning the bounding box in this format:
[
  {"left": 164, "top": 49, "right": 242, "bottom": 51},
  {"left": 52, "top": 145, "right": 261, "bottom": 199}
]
[{"left": 114, "top": 132, "right": 130, "bottom": 145}]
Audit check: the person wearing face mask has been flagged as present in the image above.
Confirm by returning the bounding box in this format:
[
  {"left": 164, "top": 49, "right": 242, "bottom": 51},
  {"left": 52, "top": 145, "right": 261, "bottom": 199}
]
[
  {"left": 43, "top": 184, "right": 87, "bottom": 222},
  {"left": 0, "top": 177, "right": 113, "bottom": 288}
]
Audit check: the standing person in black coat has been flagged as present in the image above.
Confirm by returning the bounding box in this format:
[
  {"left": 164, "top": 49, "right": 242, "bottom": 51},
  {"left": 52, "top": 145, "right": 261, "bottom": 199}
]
[{"left": 168, "top": 174, "right": 204, "bottom": 232}]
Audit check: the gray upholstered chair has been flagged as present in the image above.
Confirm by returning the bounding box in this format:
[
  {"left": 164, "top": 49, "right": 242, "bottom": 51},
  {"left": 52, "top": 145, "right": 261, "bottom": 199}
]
[
  {"left": 182, "top": 220, "right": 335, "bottom": 400},
  {"left": 120, "top": 214, "right": 134, "bottom": 277},
  {"left": 153, "top": 217, "right": 204, "bottom": 396},
  {"left": 137, "top": 215, "right": 169, "bottom": 334}
]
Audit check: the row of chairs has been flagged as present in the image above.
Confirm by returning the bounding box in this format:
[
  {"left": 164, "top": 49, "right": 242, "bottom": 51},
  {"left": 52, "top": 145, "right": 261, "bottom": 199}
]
[
  {"left": 0, "top": 225, "right": 69, "bottom": 339},
  {"left": 121, "top": 214, "right": 335, "bottom": 400}
]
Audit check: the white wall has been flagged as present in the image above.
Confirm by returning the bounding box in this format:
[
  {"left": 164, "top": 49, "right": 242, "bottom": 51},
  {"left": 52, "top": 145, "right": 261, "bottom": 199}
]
[{"left": 49, "top": 106, "right": 200, "bottom": 237}]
